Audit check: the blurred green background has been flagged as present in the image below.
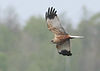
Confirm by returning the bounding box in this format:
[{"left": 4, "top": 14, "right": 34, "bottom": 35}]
[{"left": 0, "top": 3, "right": 100, "bottom": 71}]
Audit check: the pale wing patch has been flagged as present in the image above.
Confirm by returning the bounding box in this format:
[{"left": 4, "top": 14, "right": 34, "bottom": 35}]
[
  {"left": 56, "top": 39, "right": 70, "bottom": 52},
  {"left": 47, "top": 16, "right": 66, "bottom": 35}
]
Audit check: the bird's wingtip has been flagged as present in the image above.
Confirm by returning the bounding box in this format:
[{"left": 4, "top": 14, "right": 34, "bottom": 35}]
[{"left": 45, "top": 7, "right": 57, "bottom": 20}]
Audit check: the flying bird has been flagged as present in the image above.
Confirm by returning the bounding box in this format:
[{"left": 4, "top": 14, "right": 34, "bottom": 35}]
[{"left": 45, "top": 7, "right": 84, "bottom": 56}]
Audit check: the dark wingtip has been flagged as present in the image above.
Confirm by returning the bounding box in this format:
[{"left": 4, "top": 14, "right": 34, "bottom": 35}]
[
  {"left": 58, "top": 50, "right": 72, "bottom": 56},
  {"left": 45, "top": 7, "right": 57, "bottom": 20}
]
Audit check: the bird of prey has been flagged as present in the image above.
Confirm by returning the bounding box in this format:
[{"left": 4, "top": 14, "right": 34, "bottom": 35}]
[{"left": 45, "top": 7, "right": 84, "bottom": 56}]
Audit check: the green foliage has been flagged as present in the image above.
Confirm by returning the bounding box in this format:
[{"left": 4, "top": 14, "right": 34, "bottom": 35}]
[
  {"left": 0, "top": 53, "right": 7, "bottom": 71},
  {"left": 0, "top": 24, "right": 16, "bottom": 52},
  {"left": 24, "top": 16, "right": 52, "bottom": 41}
]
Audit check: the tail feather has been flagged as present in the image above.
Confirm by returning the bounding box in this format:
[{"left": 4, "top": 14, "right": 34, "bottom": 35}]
[{"left": 70, "top": 35, "right": 84, "bottom": 39}]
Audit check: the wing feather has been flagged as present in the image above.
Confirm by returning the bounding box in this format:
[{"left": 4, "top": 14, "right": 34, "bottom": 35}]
[
  {"left": 45, "top": 7, "right": 68, "bottom": 35},
  {"left": 56, "top": 39, "right": 72, "bottom": 56}
]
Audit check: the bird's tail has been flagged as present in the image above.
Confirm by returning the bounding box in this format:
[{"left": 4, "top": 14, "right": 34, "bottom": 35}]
[{"left": 70, "top": 35, "right": 84, "bottom": 39}]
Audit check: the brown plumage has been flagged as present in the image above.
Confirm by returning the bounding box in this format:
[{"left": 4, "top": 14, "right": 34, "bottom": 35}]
[{"left": 45, "top": 7, "right": 84, "bottom": 56}]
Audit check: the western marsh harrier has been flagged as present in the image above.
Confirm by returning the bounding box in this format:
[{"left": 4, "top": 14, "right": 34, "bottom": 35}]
[{"left": 45, "top": 7, "right": 84, "bottom": 56}]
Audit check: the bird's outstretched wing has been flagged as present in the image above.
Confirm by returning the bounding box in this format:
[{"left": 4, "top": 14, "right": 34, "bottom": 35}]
[
  {"left": 56, "top": 39, "right": 72, "bottom": 56},
  {"left": 45, "top": 7, "right": 68, "bottom": 35}
]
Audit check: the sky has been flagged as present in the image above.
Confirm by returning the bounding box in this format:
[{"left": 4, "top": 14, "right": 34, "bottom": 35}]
[{"left": 0, "top": 0, "right": 100, "bottom": 26}]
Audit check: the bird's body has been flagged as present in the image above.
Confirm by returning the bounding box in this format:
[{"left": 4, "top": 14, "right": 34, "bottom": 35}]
[
  {"left": 51, "top": 34, "right": 70, "bottom": 44},
  {"left": 45, "top": 7, "right": 84, "bottom": 56}
]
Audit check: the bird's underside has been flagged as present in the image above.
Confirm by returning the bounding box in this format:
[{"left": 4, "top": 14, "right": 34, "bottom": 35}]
[{"left": 45, "top": 7, "right": 83, "bottom": 56}]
